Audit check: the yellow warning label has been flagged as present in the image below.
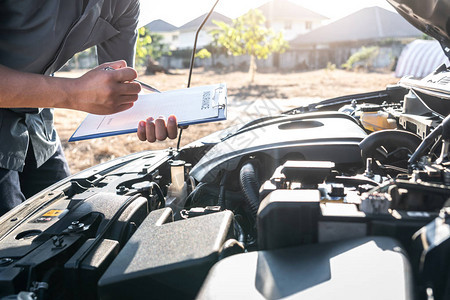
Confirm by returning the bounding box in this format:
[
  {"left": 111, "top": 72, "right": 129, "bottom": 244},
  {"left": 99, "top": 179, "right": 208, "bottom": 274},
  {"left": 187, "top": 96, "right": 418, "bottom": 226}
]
[{"left": 42, "top": 209, "right": 63, "bottom": 217}]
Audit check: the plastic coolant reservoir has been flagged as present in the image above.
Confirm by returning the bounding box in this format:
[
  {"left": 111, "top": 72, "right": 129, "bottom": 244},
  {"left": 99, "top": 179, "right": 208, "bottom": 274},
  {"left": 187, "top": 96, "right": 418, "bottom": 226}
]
[
  {"left": 165, "top": 160, "right": 188, "bottom": 214},
  {"left": 360, "top": 111, "right": 397, "bottom": 132}
]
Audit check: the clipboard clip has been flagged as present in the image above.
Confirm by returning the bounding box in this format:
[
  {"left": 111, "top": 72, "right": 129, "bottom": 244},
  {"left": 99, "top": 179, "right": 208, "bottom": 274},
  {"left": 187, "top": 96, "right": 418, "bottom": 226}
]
[
  {"left": 213, "top": 104, "right": 226, "bottom": 109},
  {"left": 211, "top": 86, "right": 226, "bottom": 107}
]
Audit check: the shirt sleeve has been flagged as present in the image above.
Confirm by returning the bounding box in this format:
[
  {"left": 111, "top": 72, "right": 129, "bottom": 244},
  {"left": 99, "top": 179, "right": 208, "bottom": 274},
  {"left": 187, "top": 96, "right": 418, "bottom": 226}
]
[{"left": 97, "top": 0, "right": 139, "bottom": 67}]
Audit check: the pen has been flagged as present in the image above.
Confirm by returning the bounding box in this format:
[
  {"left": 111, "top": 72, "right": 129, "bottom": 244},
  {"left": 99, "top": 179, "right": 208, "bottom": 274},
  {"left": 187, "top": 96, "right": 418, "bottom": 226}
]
[
  {"left": 103, "top": 66, "right": 161, "bottom": 93},
  {"left": 134, "top": 79, "right": 161, "bottom": 93}
]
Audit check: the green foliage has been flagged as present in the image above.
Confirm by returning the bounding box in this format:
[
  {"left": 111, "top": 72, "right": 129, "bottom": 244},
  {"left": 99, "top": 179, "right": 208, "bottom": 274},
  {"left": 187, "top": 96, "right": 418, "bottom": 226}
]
[
  {"left": 342, "top": 46, "right": 380, "bottom": 70},
  {"left": 135, "top": 27, "right": 152, "bottom": 65},
  {"left": 211, "top": 9, "right": 288, "bottom": 82},
  {"left": 326, "top": 62, "right": 336, "bottom": 71},
  {"left": 211, "top": 9, "right": 289, "bottom": 60},
  {"left": 135, "top": 27, "right": 171, "bottom": 67},
  {"left": 195, "top": 48, "right": 212, "bottom": 59}
]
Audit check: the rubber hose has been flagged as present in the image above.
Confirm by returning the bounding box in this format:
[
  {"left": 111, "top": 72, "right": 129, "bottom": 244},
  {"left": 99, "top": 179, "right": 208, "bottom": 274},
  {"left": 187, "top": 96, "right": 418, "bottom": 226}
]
[
  {"left": 239, "top": 162, "right": 260, "bottom": 222},
  {"left": 442, "top": 114, "right": 450, "bottom": 140},
  {"left": 408, "top": 114, "right": 450, "bottom": 164},
  {"left": 234, "top": 221, "right": 246, "bottom": 245},
  {"left": 185, "top": 182, "right": 208, "bottom": 206},
  {"left": 187, "top": 183, "right": 244, "bottom": 207},
  {"left": 150, "top": 182, "right": 165, "bottom": 208},
  {"left": 218, "top": 172, "right": 228, "bottom": 210},
  {"left": 408, "top": 125, "right": 443, "bottom": 165},
  {"left": 359, "top": 130, "right": 422, "bottom": 161},
  {"left": 37, "top": 267, "right": 58, "bottom": 300}
]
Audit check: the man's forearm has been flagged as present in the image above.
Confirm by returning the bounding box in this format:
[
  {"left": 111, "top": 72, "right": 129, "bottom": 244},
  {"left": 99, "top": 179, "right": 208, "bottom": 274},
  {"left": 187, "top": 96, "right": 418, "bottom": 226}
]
[
  {"left": 0, "top": 61, "right": 141, "bottom": 115},
  {"left": 0, "top": 64, "right": 75, "bottom": 109}
]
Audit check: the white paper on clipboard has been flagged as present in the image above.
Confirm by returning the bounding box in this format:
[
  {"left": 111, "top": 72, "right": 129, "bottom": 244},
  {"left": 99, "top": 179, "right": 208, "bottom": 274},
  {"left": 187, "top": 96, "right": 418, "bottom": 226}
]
[{"left": 69, "top": 83, "right": 227, "bottom": 142}]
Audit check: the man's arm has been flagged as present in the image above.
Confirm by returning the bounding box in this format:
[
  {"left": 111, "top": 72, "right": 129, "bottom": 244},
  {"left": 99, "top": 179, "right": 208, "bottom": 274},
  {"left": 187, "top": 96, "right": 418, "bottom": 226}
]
[
  {"left": 0, "top": 59, "right": 178, "bottom": 141},
  {"left": 0, "top": 60, "right": 140, "bottom": 115}
]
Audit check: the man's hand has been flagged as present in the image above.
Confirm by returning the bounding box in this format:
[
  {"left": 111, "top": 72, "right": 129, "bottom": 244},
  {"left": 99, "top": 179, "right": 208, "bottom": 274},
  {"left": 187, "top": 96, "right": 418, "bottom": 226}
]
[
  {"left": 73, "top": 60, "right": 141, "bottom": 115},
  {"left": 0, "top": 61, "right": 140, "bottom": 115},
  {"left": 137, "top": 115, "right": 178, "bottom": 142}
]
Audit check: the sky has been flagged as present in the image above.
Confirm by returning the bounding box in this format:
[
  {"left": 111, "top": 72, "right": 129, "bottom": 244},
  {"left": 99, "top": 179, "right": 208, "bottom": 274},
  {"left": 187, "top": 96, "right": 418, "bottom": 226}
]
[{"left": 138, "top": 0, "right": 396, "bottom": 28}]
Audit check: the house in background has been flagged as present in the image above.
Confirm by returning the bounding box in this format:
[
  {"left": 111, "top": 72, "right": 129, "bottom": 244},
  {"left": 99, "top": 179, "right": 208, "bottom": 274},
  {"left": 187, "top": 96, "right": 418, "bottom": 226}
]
[
  {"left": 156, "top": 12, "right": 231, "bottom": 69},
  {"left": 155, "top": 0, "right": 328, "bottom": 69},
  {"left": 176, "top": 12, "right": 231, "bottom": 49},
  {"left": 288, "top": 6, "right": 422, "bottom": 69},
  {"left": 146, "top": 0, "right": 326, "bottom": 52},
  {"left": 258, "top": 0, "right": 328, "bottom": 41},
  {"left": 145, "top": 19, "right": 179, "bottom": 50},
  {"left": 146, "top": 3, "right": 421, "bottom": 72}
]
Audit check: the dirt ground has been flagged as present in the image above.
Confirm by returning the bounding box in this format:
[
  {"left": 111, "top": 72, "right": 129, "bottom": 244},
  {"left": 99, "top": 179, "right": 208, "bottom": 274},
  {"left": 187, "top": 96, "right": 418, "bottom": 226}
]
[{"left": 54, "top": 68, "right": 399, "bottom": 173}]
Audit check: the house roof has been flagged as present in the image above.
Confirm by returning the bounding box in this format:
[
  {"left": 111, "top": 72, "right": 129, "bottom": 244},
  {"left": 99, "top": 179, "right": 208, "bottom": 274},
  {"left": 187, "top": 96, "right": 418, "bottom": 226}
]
[
  {"left": 257, "top": 0, "right": 328, "bottom": 21},
  {"left": 178, "top": 12, "right": 231, "bottom": 31},
  {"left": 292, "top": 6, "right": 422, "bottom": 45},
  {"left": 145, "top": 19, "right": 178, "bottom": 32}
]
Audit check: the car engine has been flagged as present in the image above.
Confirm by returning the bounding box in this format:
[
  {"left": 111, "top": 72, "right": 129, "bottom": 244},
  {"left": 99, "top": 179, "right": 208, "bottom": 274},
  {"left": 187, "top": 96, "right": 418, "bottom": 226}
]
[{"left": 0, "top": 64, "right": 449, "bottom": 300}]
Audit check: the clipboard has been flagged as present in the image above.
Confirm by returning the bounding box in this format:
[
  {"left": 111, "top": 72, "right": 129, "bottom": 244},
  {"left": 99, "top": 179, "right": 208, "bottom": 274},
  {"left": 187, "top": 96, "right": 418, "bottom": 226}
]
[{"left": 69, "top": 83, "right": 227, "bottom": 142}]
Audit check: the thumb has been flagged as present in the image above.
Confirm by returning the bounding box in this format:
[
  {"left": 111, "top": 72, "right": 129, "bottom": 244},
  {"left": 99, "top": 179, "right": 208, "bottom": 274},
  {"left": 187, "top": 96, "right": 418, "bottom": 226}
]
[{"left": 98, "top": 60, "right": 127, "bottom": 70}]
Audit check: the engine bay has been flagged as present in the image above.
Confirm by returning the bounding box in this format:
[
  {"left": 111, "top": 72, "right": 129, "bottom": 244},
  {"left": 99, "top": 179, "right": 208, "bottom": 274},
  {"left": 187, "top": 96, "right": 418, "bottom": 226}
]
[{"left": 1, "top": 69, "right": 450, "bottom": 299}]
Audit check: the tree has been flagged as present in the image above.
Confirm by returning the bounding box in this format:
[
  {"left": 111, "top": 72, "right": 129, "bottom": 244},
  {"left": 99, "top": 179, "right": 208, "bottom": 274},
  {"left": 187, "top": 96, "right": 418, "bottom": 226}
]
[
  {"left": 135, "top": 27, "right": 171, "bottom": 74},
  {"left": 211, "top": 9, "right": 288, "bottom": 82},
  {"left": 195, "top": 48, "right": 212, "bottom": 59},
  {"left": 341, "top": 46, "right": 380, "bottom": 71}
]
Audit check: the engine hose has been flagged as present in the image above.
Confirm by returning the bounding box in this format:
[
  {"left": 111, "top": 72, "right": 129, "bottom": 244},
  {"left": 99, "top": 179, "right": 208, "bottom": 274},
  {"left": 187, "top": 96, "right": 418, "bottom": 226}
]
[
  {"left": 234, "top": 220, "right": 246, "bottom": 245},
  {"left": 359, "top": 130, "right": 422, "bottom": 162},
  {"left": 150, "top": 182, "right": 165, "bottom": 208},
  {"left": 408, "top": 125, "right": 443, "bottom": 165},
  {"left": 37, "top": 267, "right": 58, "bottom": 300},
  {"left": 409, "top": 114, "right": 450, "bottom": 165},
  {"left": 185, "top": 182, "right": 208, "bottom": 206},
  {"left": 239, "top": 162, "right": 260, "bottom": 222},
  {"left": 218, "top": 172, "right": 228, "bottom": 210},
  {"left": 186, "top": 182, "right": 244, "bottom": 208}
]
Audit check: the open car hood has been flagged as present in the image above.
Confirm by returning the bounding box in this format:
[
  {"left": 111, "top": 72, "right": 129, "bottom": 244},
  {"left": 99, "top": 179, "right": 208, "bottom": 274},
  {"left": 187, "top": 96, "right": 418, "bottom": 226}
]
[{"left": 388, "top": 0, "right": 450, "bottom": 58}]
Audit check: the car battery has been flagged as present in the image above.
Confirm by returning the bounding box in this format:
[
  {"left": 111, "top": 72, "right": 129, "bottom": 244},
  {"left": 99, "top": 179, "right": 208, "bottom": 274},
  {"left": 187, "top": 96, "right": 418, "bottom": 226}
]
[{"left": 257, "top": 189, "right": 436, "bottom": 251}]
